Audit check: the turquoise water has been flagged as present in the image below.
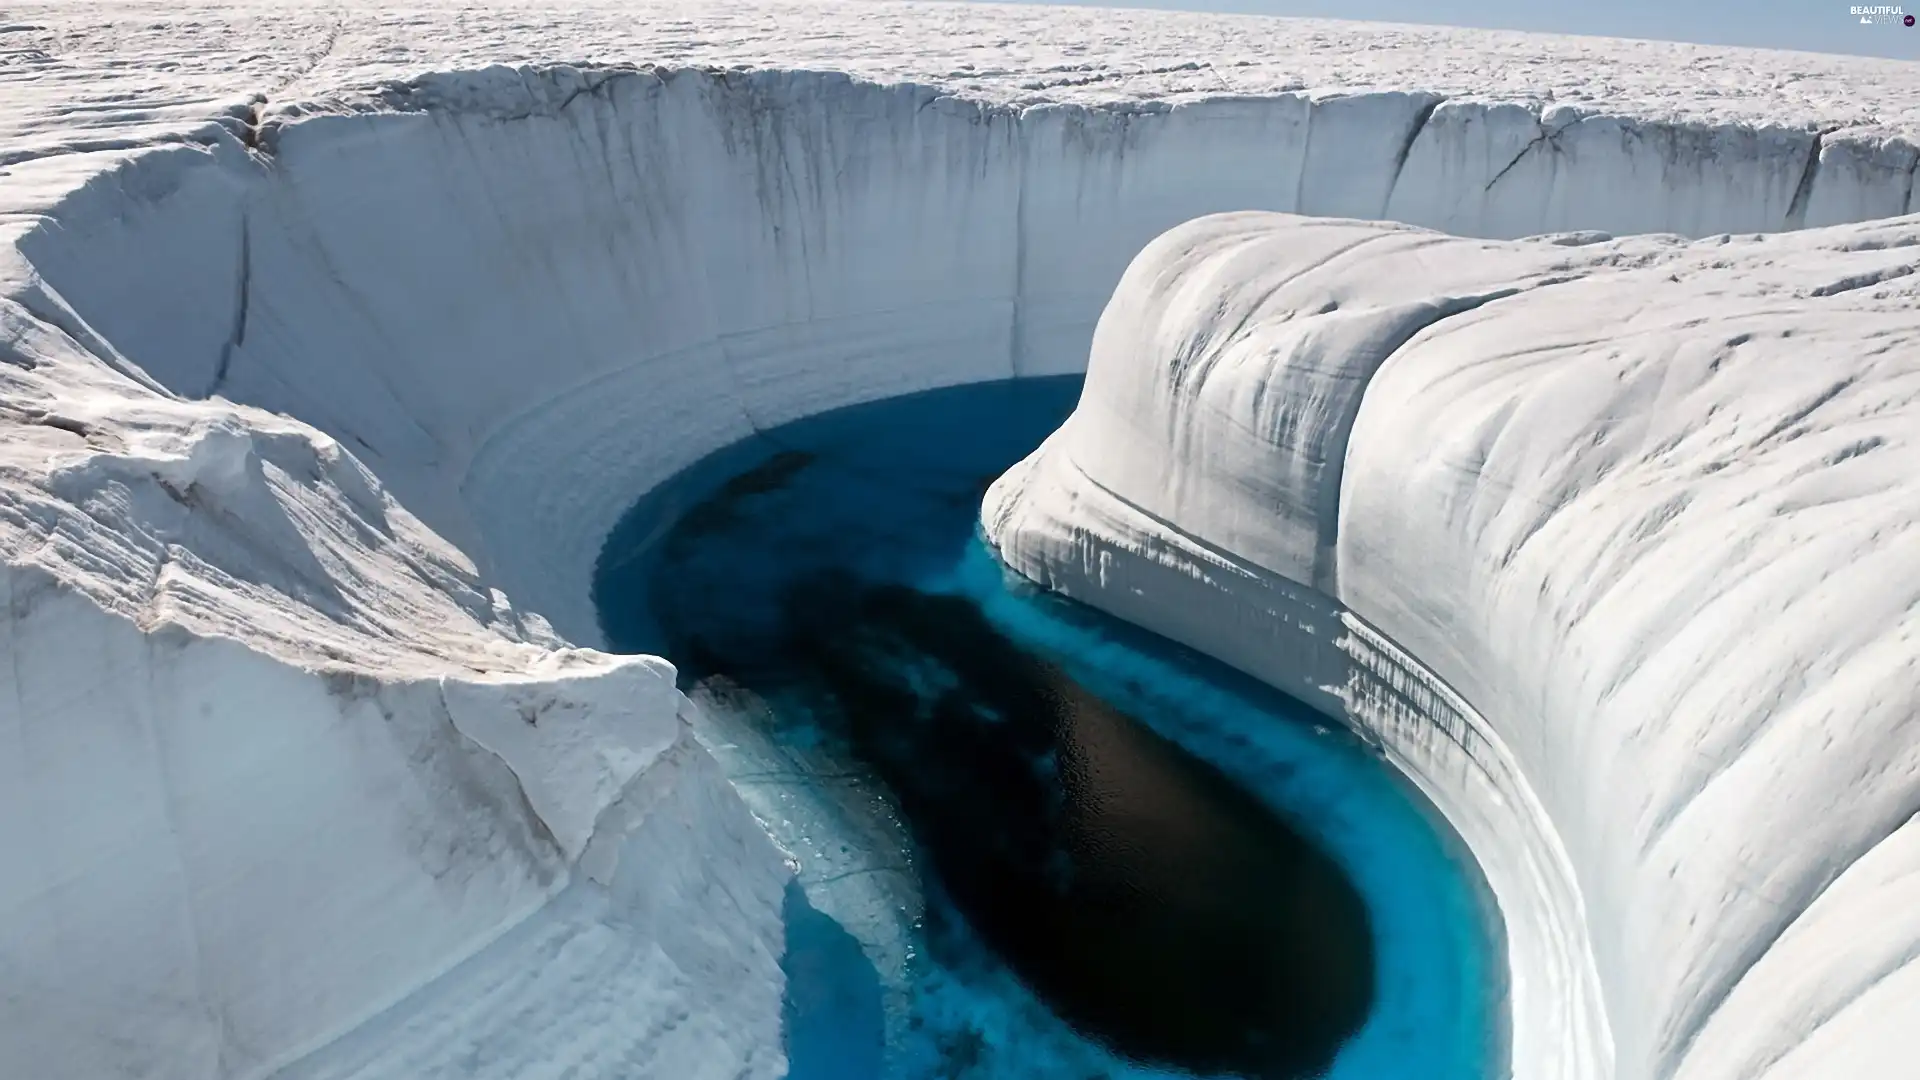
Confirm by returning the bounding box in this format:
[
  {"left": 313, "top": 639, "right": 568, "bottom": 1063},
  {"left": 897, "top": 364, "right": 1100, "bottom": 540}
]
[{"left": 592, "top": 377, "right": 1495, "bottom": 1080}]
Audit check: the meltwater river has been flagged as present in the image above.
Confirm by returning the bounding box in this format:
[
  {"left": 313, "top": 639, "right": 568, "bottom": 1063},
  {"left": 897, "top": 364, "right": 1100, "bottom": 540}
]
[{"left": 593, "top": 378, "right": 1495, "bottom": 1080}]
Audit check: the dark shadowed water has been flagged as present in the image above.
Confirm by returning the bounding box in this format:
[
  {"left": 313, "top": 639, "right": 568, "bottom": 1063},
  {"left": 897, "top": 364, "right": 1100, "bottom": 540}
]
[
  {"left": 592, "top": 378, "right": 1493, "bottom": 1080},
  {"left": 777, "top": 574, "right": 1373, "bottom": 1078}
]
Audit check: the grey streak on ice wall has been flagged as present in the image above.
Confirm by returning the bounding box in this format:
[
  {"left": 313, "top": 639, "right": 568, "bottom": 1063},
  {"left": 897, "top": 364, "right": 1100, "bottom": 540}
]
[
  {"left": 18, "top": 65, "right": 1920, "bottom": 653},
  {"left": 985, "top": 211, "right": 1920, "bottom": 1080}
]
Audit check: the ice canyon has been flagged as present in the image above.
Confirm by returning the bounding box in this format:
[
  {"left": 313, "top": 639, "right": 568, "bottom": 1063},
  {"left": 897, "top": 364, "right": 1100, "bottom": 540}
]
[{"left": 2, "top": 3, "right": 1918, "bottom": 1080}]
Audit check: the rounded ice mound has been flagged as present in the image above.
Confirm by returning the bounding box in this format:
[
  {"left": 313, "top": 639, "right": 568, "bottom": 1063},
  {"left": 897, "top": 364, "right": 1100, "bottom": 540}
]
[{"left": 984, "top": 210, "right": 1920, "bottom": 1080}]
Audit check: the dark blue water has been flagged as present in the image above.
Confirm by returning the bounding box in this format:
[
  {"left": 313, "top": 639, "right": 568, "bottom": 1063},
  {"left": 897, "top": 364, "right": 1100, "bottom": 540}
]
[{"left": 592, "top": 378, "right": 1493, "bottom": 1080}]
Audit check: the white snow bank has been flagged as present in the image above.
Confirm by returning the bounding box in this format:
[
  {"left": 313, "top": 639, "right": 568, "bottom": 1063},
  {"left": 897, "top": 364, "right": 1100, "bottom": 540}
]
[
  {"left": 12, "top": 1, "right": 1920, "bottom": 146},
  {"left": 0, "top": 563, "right": 788, "bottom": 1080},
  {"left": 3, "top": 12, "right": 1919, "bottom": 1077},
  {"left": 984, "top": 212, "right": 1920, "bottom": 1080},
  {"left": 0, "top": 234, "right": 791, "bottom": 1079}
]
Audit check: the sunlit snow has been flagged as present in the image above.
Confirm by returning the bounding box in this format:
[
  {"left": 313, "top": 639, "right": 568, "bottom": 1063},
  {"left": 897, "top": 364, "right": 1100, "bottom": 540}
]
[{"left": 2, "top": 3, "right": 1917, "bottom": 1080}]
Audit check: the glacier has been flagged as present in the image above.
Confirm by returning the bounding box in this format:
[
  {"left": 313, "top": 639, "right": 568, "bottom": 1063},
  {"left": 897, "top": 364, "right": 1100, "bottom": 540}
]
[
  {"left": 1, "top": 2, "right": 1918, "bottom": 1080},
  {"left": 985, "top": 212, "right": 1920, "bottom": 1080}
]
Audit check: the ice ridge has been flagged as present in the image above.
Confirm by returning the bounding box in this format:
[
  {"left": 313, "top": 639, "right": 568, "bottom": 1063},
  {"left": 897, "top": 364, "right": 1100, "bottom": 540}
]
[{"left": 985, "top": 212, "right": 1920, "bottom": 1080}]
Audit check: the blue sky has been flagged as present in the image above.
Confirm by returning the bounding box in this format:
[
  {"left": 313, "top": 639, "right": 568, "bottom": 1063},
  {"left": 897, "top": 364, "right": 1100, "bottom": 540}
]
[{"left": 978, "top": 0, "right": 1920, "bottom": 60}]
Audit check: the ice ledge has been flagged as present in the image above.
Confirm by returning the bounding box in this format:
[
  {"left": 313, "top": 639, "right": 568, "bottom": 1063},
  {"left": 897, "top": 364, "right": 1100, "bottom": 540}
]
[
  {"left": 0, "top": 276, "right": 786, "bottom": 1079},
  {"left": 985, "top": 211, "right": 1920, "bottom": 1080},
  {"left": 983, "top": 451, "right": 1609, "bottom": 1079}
]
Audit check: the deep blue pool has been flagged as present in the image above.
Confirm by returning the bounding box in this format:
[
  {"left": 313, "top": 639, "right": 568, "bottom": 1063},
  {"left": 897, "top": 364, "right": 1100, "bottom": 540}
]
[{"left": 593, "top": 377, "right": 1496, "bottom": 1080}]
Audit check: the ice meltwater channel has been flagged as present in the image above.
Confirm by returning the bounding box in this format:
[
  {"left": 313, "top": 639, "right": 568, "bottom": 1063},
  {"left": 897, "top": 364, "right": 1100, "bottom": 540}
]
[{"left": 593, "top": 377, "right": 1495, "bottom": 1080}]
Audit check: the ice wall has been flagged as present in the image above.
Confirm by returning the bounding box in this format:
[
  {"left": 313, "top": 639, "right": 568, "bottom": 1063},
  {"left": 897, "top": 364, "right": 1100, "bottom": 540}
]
[
  {"left": 5, "top": 60, "right": 1919, "bottom": 1080},
  {"left": 18, "top": 66, "right": 1920, "bottom": 651},
  {"left": 0, "top": 241, "right": 791, "bottom": 1080},
  {"left": 985, "top": 212, "right": 1920, "bottom": 1080}
]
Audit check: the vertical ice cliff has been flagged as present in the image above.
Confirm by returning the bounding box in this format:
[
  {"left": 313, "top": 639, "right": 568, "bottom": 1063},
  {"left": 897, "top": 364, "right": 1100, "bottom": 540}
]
[
  {"left": 984, "top": 212, "right": 1920, "bottom": 1080},
  {"left": 3, "top": 35, "right": 1919, "bottom": 1080},
  {"left": 0, "top": 294, "right": 792, "bottom": 1080},
  {"left": 21, "top": 66, "right": 1919, "bottom": 651}
]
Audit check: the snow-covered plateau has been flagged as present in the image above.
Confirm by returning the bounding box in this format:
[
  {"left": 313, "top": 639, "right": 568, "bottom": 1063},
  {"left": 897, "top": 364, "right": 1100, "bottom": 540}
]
[{"left": 1, "top": 2, "right": 1917, "bottom": 1079}]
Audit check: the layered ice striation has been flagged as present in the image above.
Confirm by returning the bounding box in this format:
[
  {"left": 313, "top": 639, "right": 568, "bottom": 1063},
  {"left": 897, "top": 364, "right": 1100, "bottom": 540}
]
[
  {"left": 985, "top": 213, "right": 1920, "bottom": 1080},
  {"left": 2, "top": 5, "right": 1919, "bottom": 1079}
]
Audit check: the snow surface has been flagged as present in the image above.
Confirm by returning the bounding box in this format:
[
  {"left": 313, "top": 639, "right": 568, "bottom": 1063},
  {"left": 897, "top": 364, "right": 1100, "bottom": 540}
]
[
  {"left": 2, "top": 2, "right": 1919, "bottom": 1079},
  {"left": 985, "top": 212, "right": 1920, "bottom": 1080},
  {"left": 0, "top": 347, "right": 792, "bottom": 1079}
]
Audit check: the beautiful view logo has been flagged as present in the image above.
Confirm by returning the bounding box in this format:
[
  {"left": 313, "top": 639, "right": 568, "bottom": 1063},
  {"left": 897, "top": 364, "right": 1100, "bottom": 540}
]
[{"left": 1852, "top": 4, "right": 1913, "bottom": 24}]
